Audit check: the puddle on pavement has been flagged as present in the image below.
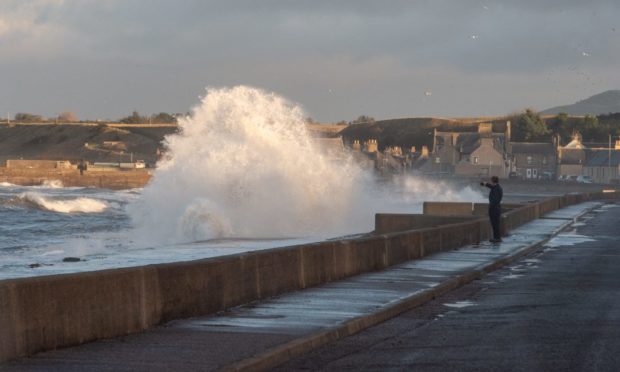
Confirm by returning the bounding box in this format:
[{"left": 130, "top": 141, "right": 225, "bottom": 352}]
[
  {"left": 544, "top": 234, "right": 596, "bottom": 248},
  {"left": 523, "top": 258, "right": 541, "bottom": 264},
  {"left": 443, "top": 300, "right": 476, "bottom": 308}
]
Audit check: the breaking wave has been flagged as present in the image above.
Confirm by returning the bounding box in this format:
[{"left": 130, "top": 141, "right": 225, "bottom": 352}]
[
  {"left": 40, "top": 180, "right": 64, "bottom": 188},
  {"left": 16, "top": 192, "right": 108, "bottom": 213},
  {"left": 129, "top": 85, "right": 483, "bottom": 244}
]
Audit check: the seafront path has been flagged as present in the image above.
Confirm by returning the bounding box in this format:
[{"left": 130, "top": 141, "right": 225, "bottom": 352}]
[
  {"left": 280, "top": 201, "right": 620, "bottom": 371},
  {"left": 4, "top": 201, "right": 618, "bottom": 371}
]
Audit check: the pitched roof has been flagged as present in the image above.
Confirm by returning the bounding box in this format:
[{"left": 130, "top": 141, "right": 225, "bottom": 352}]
[
  {"left": 435, "top": 130, "right": 507, "bottom": 157},
  {"left": 585, "top": 150, "right": 620, "bottom": 167},
  {"left": 510, "top": 142, "right": 556, "bottom": 155},
  {"left": 563, "top": 138, "right": 586, "bottom": 149}
]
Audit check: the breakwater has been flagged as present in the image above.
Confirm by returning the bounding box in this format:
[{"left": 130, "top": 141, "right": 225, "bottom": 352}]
[{"left": 1, "top": 191, "right": 618, "bottom": 363}]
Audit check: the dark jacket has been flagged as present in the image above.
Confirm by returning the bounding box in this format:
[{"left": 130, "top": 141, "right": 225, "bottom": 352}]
[{"left": 485, "top": 183, "right": 503, "bottom": 207}]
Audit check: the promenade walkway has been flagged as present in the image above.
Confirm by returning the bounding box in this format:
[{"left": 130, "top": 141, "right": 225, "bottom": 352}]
[{"left": 4, "top": 202, "right": 600, "bottom": 371}]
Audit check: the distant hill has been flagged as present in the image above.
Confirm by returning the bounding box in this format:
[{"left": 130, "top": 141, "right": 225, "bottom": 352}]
[
  {"left": 541, "top": 90, "right": 620, "bottom": 116},
  {"left": 0, "top": 124, "right": 177, "bottom": 165},
  {"left": 340, "top": 117, "right": 508, "bottom": 151},
  {"left": 0, "top": 122, "right": 347, "bottom": 165}
]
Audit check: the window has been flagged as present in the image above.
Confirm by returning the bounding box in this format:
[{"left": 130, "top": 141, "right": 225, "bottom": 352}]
[
  {"left": 542, "top": 156, "right": 547, "bottom": 165},
  {"left": 527, "top": 156, "right": 532, "bottom": 165},
  {"left": 435, "top": 157, "right": 440, "bottom": 163},
  {"left": 473, "top": 157, "right": 479, "bottom": 164}
]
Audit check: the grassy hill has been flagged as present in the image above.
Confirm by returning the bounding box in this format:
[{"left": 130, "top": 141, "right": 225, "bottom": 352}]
[
  {"left": 0, "top": 124, "right": 177, "bottom": 165},
  {"left": 541, "top": 90, "right": 620, "bottom": 115},
  {"left": 0, "top": 122, "right": 347, "bottom": 165}
]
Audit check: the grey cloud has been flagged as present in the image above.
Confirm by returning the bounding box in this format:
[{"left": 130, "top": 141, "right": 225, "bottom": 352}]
[{"left": 0, "top": 0, "right": 618, "bottom": 121}]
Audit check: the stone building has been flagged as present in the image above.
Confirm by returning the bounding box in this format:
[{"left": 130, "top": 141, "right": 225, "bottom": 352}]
[
  {"left": 583, "top": 150, "right": 620, "bottom": 183},
  {"left": 557, "top": 133, "right": 587, "bottom": 178},
  {"left": 509, "top": 142, "right": 557, "bottom": 179},
  {"left": 432, "top": 122, "right": 510, "bottom": 177}
]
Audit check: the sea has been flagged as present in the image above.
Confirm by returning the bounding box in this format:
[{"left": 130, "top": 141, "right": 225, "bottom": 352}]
[{"left": 0, "top": 181, "right": 316, "bottom": 280}]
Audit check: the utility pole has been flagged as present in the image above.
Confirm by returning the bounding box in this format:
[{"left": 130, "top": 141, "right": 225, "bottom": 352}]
[{"left": 605, "top": 133, "right": 611, "bottom": 185}]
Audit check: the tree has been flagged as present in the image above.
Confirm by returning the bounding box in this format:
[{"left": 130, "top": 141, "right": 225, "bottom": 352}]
[
  {"left": 119, "top": 111, "right": 147, "bottom": 124},
  {"left": 350, "top": 115, "right": 375, "bottom": 125},
  {"left": 581, "top": 115, "right": 604, "bottom": 141},
  {"left": 151, "top": 112, "right": 177, "bottom": 124},
  {"left": 57, "top": 111, "right": 78, "bottom": 122},
  {"left": 512, "top": 109, "right": 548, "bottom": 141},
  {"left": 14, "top": 113, "right": 43, "bottom": 122},
  {"left": 547, "top": 112, "right": 571, "bottom": 142}
]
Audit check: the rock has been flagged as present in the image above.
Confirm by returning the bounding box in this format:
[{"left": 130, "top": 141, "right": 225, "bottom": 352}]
[{"left": 62, "top": 257, "right": 81, "bottom": 262}]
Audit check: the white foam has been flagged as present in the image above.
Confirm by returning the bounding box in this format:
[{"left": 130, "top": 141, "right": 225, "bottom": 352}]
[
  {"left": 544, "top": 234, "right": 596, "bottom": 248},
  {"left": 20, "top": 192, "right": 108, "bottom": 213},
  {"left": 41, "top": 180, "right": 64, "bottom": 188},
  {"left": 129, "top": 86, "right": 484, "bottom": 245}
]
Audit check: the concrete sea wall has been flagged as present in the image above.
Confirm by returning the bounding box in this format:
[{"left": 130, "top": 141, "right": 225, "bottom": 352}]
[
  {"left": 0, "top": 191, "right": 618, "bottom": 362},
  {"left": 0, "top": 168, "right": 151, "bottom": 189}
]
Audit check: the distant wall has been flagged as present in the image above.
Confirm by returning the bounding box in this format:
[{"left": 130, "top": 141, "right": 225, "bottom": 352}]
[
  {"left": 423, "top": 202, "right": 473, "bottom": 216},
  {"left": 1, "top": 191, "right": 618, "bottom": 363},
  {"left": 6, "top": 160, "right": 61, "bottom": 169},
  {"left": 374, "top": 213, "right": 479, "bottom": 234},
  {"left": 0, "top": 168, "right": 151, "bottom": 189}
]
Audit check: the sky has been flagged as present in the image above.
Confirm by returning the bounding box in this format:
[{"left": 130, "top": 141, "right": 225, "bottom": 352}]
[{"left": 0, "top": 0, "right": 619, "bottom": 122}]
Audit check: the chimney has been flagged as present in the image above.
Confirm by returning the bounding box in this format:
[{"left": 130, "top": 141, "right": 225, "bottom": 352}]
[
  {"left": 478, "top": 122, "right": 492, "bottom": 137},
  {"left": 615, "top": 140, "right": 620, "bottom": 150},
  {"left": 366, "top": 139, "right": 378, "bottom": 153},
  {"left": 410, "top": 146, "right": 416, "bottom": 154},
  {"left": 421, "top": 146, "right": 429, "bottom": 158},
  {"left": 352, "top": 140, "right": 361, "bottom": 151},
  {"left": 505, "top": 121, "right": 512, "bottom": 154}
]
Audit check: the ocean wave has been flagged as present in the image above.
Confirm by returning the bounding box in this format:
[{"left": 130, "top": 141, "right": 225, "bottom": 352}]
[
  {"left": 17, "top": 192, "right": 108, "bottom": 213},
  {"left": 0, "top": 182, "right": 16, "bottom": 187},
  {"left": 40, "top": 180, "right": 64, "bottom": 189}
]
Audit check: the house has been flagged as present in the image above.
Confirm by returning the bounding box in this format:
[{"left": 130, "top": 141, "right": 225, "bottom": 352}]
[
  {"left": 557, "top": 133, "right": 587, "bottom": 177},
  {"left": 432, "top": 122, "right": 510, "bottom": 177},
  {"left": 510, "top": 142, "right": 557, "bottom": 179},
  {"left": 583, "top": 150, "right": 620, "bottom": 184}
]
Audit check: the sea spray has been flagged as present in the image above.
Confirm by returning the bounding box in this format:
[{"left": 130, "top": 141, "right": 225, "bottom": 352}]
[
  {"left": 129, "top": 86, "right": 484, "bottom": 244},
  {"left": 130, "top": 86, "right": 369, "bottom": 243}
]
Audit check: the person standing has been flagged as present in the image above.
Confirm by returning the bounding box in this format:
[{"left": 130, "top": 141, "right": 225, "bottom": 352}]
[
  {"left": 78, "top": 159, "right": 87, "bottom": 175},
  {"left": 480, "top": 175, "right": 503, "bottom": 243}
]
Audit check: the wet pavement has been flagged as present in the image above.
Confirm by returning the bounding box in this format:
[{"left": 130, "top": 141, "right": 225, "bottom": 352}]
[
  {"left": 3, "top": 202, "right": 603, "bottom": 371},
  {"left": 279, "top": 202, "right": 620, "bottom": 372}
]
